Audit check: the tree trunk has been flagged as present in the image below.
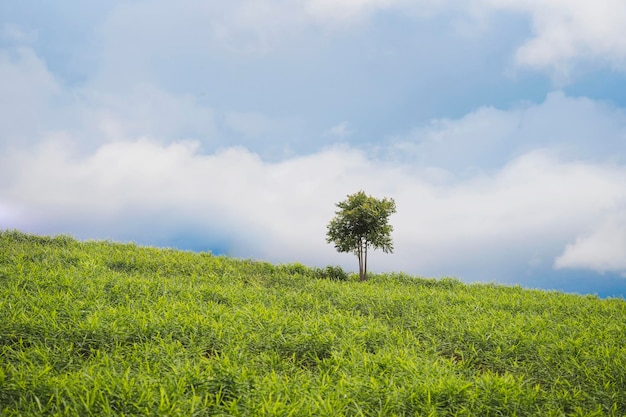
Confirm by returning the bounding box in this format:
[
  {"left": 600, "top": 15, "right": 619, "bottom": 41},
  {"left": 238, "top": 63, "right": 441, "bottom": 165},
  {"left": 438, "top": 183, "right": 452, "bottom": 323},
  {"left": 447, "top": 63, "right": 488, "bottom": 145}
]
[
  {"left": 363, "top": 242, "right": 367, "bottom": 281},
  {"left": 357, "top": 240, "right": 364, "bottom": 281},
  {"left": 357, "top": 238, "right": 368, "bottom": 281}
]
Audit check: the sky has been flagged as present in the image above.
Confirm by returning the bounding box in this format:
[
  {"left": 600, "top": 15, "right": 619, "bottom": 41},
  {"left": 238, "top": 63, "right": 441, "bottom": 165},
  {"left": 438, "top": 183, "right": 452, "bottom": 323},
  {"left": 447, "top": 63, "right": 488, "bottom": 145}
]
[{"left": 1, "top": 0, "right": 626, "bottom": 298}]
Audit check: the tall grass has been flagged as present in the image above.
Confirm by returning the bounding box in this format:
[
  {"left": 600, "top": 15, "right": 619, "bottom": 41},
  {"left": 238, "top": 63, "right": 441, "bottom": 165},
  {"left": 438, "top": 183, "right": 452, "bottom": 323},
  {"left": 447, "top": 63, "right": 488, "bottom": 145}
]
[{"left": 1, "top": 230, "right": 625, "bottom": 416}]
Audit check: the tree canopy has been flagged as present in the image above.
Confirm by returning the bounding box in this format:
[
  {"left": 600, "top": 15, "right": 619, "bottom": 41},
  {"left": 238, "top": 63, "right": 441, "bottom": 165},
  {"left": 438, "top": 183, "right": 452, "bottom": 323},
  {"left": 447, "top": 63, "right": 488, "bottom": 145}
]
[{"left": 326, "top": 191, "right": 396, "bottom": 281}]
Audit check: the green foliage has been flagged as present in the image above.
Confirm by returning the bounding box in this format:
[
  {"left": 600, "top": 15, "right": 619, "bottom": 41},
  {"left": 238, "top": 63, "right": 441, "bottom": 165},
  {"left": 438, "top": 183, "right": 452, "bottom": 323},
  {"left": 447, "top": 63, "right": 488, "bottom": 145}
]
[
  {"left": 1, "top": 230, "right": 626, "bottom": 416},
  {"left": 278, "top": 263, "right": 349, "bottom": 281},
  {"left": 327, "top": 191, "right": 396, "bottom": 281},
  {"left": 277, "top": 262, "right": 310, "bottom": 276},
  {"left": 314, "top": 265, "right": 349, "bottom": 281}
]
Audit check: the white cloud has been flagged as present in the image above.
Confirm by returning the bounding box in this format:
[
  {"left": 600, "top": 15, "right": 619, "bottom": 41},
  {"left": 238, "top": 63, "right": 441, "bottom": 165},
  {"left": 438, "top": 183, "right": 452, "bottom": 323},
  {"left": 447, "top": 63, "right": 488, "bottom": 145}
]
[
  {"left": 483, "top": 0, "right": 626, "bottom": 77},
  {"left": 2, "top": 134, "right": 626, "bottom": 280},
  {"left": 0, "top": 46, "right": 60, "bottom": 146},
  {"left": 0, "top": 44, "right": 217, "bottom": 149},
  {"left": 0, "top": 138, "right": 351, "bottom": 260},
  {"left": 7, "top": 0, "right": 623, "bottom": 87},
  {"left": 384, "top": 91, "right": 626, "bottom": 174},
  {"left": 277, "top": 0, "right": 626, "bottom": 77},
  {"left": 204, "top": 0, "right": 626, "bottom": 77},
  {"left": 81, "top": 86, "right": 217, "bottom": 143},
  {"left": 555, "top": 214, "right": 626, "bottom": 275}
]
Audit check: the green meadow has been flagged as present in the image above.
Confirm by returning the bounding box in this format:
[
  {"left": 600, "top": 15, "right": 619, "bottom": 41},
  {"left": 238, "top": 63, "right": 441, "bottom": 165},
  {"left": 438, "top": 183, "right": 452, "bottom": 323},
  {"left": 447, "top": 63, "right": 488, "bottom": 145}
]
[{"left": 1, "top": 230, "right": 625, "bottom": 416}]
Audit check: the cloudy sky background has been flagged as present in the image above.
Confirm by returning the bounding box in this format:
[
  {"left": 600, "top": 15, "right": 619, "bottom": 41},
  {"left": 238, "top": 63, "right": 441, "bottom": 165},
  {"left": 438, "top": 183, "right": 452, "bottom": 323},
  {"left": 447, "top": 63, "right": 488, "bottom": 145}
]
[{"left": 1, "top": 1, "right": 626, "bottom": 297}]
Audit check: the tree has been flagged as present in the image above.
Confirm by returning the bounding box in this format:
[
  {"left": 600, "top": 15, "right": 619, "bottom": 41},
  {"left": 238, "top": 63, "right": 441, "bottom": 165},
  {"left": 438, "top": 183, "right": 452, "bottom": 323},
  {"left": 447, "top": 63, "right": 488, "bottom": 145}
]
[{"left": 326, "top": 191, "right": 396, "bottom": 281}]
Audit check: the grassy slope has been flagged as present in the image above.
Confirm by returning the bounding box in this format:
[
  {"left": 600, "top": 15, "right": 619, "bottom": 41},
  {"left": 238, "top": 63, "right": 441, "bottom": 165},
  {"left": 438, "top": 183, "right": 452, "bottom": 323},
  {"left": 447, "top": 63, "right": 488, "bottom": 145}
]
[{"left": 1, "top": 230, "right": 625, "bottom": 416}]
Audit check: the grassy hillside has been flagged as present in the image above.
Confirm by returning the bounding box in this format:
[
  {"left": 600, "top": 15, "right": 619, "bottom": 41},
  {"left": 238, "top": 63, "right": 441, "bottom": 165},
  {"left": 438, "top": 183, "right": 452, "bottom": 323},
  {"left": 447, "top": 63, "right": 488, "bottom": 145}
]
[{"left": 1, "top": 230, "right": 625, "bottom": 416}]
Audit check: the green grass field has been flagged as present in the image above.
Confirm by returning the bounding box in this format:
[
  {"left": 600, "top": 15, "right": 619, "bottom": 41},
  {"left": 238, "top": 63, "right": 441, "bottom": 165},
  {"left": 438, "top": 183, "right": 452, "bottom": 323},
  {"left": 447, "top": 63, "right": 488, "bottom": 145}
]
[{"left": 1, "top": 230, "right": 625, "bottom": 416}]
